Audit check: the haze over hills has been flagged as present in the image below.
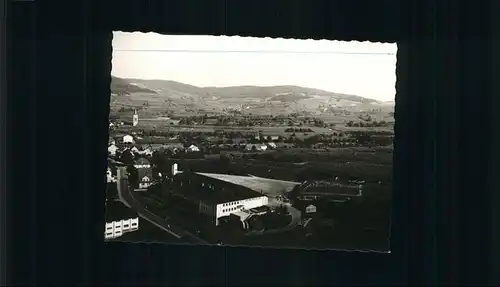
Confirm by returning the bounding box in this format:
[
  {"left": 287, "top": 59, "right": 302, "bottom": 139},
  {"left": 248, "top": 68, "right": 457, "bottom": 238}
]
[{"left": 110, "top": 76, "right": 395, "bottom": 115}]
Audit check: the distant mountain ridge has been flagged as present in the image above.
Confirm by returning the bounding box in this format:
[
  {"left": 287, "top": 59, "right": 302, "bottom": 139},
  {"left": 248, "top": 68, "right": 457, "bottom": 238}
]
[
  {"left": 110, "top": 76, "right": 394, "bottom": 116},
  {"left": 111, "top": 76, "right": 383, "bottom": 103}
]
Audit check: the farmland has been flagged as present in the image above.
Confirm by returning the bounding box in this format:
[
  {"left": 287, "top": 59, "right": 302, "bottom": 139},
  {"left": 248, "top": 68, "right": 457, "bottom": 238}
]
[{"left": 107, "top": 76, "right": 394, "bottom": 250}]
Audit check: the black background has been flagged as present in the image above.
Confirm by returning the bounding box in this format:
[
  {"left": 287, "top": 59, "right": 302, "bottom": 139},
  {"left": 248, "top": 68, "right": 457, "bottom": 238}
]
[{"left": 8, "top": 0, "right": 497, "bottom": 285}]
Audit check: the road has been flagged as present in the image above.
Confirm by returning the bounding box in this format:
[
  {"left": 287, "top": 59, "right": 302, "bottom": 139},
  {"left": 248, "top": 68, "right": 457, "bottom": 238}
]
[{"left": 116, "top": 167, "right": 209, "bottom": 244}]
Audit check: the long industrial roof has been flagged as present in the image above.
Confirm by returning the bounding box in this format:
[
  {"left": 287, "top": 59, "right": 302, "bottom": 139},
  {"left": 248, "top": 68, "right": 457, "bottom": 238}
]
[{"left": 194, "top": 172, "right": 301, "bottom": 197}]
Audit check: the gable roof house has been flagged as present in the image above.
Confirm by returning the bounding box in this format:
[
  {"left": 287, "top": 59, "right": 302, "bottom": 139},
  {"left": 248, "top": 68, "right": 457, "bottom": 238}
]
[
  {"left": 122, "top": 134, "right": 135, "bottom": 144},
  {"left": 187, "top": 144, "right": 200, "bottom": 152},
  {"left": 137, "top": 167, "right": 154, "bottom": 189},
  {"left": 108, "top": 144, "right": 118, "bottom": 156}
]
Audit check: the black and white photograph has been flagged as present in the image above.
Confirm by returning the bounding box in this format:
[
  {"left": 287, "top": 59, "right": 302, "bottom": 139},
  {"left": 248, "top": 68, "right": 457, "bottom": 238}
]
[{"left": 105, "top": 32, "right": 396, "bottom": 252}]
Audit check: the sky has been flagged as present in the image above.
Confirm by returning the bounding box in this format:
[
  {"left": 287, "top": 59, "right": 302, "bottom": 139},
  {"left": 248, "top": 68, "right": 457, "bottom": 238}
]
[{"left": 112, "top": 32, "right": 397, "bottom": 102}]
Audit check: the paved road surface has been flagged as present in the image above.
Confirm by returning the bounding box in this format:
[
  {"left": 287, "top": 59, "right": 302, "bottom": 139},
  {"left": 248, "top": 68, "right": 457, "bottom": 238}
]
[{"left": 116, "top": 167, "right": 209, "bottom": 244}]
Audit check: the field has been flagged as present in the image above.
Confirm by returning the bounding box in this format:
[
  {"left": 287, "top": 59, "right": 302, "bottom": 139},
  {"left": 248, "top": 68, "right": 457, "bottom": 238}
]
[
  {"left": 108, "top": 77, "right": 395, "bottom": 250},
  {"left": 172, "top": 147, "right": 393, "bottom": 183},
  {"left": 113, "top": 121, "right": 393, "bottom": 137}
]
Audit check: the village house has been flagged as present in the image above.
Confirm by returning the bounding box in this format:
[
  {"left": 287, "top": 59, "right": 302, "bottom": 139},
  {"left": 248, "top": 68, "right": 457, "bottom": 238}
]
[
  {"left": 305, "top": 204, "right": 317, "bottom": 214},
  {"left": 187, "top": 144, "right": 200, "bottom": 152},
  {"left": 108, "top": 143, "right": 118, "bottom": 156},
  {"left": 137, "top": 168, "right": 153, "bottom": 189},
  {"left": 132, "top": 157, "right": 153, "bottom": 189},
  {"left": 106, "top": 167, "right": 117, "bottom": 183}
]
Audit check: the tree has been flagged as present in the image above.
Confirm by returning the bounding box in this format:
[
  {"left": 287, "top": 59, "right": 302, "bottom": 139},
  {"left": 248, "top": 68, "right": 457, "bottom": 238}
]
[
  {"left": 119, "top": 150, "right": 135, "bottom": 165},
  {"left": 126, "top": 165, "right": 139, "bottom": 189}
]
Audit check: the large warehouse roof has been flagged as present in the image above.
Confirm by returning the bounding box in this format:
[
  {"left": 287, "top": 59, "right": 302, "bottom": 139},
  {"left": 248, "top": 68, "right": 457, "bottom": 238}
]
[
  {"left": 195, "top": 172, "right": 300, "bottom": 197},
  {"left": 175, "top": 172, "right": 266, "bottom": 204}
]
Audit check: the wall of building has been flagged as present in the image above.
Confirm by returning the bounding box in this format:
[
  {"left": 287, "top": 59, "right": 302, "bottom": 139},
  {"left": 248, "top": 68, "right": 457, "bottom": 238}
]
[
  {"left": 198, "top": 201, "right": 215, "bottom": 217},
  {"left": 104, "top": 217, "right": 139, "bottom": 240},
  {"left": 215, "top": 196, "right": 268, "bottom": 225}
]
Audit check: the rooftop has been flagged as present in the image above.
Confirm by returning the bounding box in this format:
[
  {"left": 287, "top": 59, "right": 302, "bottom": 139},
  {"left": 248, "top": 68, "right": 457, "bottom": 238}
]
[
  {"left": 174, "top": 172, "right": 268, "bottom": 204},
  {"left": 194, "top": 172, "right": 300, "bottom": 197}
]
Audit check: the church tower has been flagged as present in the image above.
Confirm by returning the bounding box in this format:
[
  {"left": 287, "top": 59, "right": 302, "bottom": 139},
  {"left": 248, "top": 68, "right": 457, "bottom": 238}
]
[{"left": 132, "top": 109, "right": 139, "bottom": 126}]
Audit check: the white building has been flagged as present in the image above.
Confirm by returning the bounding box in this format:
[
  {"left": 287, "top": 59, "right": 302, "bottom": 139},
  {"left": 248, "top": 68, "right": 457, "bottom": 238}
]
[
  {"left": 123, "top": 134, "right": 135, "bottom": 144},
  {"left": 104, "top": 217, "right": 139, "bottom": 240},
  {"left": 305, "top": 204, "right": 317, "bottom": 214},
  {"left": 171, "top": 163, "right": 180, "bottom": 176},
  {"left": 134, "top": 157, "right": 153, "bottom": 189},
  {"left": 212, "top": 196, "right": 268, "bottom": 225},
  {"left": 173, "top": 170, "right": 269, "bottom": 226},
  {"left": 108, "top": 144, "right": 118, "bottom": 156},
  {"left": 187, "top": 144, "right": 200, "bottom": 152},
  {"left": 106, "top": 167, "right": 117, "bottom": 183},
  {"left": 139, "top": 175, "right": 152, "bottom": 189}
]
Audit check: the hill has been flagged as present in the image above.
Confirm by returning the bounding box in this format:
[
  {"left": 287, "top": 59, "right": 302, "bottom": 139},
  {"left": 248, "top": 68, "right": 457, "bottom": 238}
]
[
  {"left": 109, "top": 76, "right": 394, "bottom": 117},
  {"left": 111, "top": 76, "right": 158, "bottom": 96}
]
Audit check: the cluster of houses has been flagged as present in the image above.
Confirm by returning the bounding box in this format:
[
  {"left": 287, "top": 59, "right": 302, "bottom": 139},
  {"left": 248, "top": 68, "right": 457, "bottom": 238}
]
[
  {"left": 107, "top": 134, "right": 200, "bottom": 157},
  {"left": 108, "top": 133, "right": 284, "bottom": 159},
  {"left": 106, "top": 155, "right": 156, "bottom": 190}
]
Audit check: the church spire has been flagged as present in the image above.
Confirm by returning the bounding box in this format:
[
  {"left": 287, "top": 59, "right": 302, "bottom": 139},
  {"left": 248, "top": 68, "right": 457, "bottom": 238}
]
[{"left": 133, "top": 109, "right": 139, "bottom": 126}]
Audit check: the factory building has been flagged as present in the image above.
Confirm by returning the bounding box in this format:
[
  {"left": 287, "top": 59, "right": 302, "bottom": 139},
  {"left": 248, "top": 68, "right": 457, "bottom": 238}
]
[
  {"left": 170, "top": 167, "right": 269, "bottom": 226},
  {"left": 104, "top": 201, "right": 139, "bottom": 240}
]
